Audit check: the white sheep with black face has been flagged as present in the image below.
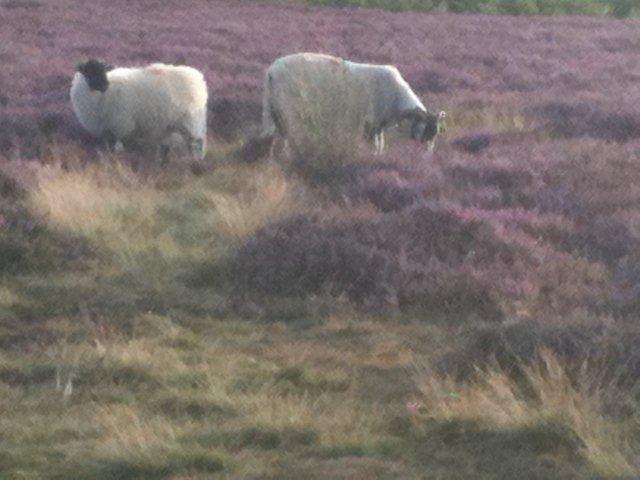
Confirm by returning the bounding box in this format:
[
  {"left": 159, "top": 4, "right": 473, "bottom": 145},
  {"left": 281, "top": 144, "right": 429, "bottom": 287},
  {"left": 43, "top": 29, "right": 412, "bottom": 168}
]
[
  {"left": 70, "top": 59, "right": 208, "bottom": 160},
  {"left": 260, "top": 52, "right": 444, "bottom": 156}
]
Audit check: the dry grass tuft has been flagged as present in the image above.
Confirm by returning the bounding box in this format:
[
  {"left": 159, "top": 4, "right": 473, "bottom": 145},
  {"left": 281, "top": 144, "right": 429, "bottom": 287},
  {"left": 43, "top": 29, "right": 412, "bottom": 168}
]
[
  {"left": 203, "top": 162, "right": 303, "bottom": 238},
  {"left": 413, "top": 349, "right": 639, "bottom": 477},
  {"left": 29, "top": 157, "right": 160, "bottom": 255},
  {"left": 275, "top": 59, "right": 369, "bottom": 182},
  {"left": 28, "top": 153, "right": 309, "bottom": 277}
]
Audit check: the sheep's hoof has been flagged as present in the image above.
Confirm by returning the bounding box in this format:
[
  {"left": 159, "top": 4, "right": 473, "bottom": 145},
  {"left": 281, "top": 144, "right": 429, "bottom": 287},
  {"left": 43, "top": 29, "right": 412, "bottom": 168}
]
[
  {"left": 158, "top": 145, "right": 171, "bottom": 166},
  {"left": 190, "top": 161, "right": 206, "bottom": 176}
]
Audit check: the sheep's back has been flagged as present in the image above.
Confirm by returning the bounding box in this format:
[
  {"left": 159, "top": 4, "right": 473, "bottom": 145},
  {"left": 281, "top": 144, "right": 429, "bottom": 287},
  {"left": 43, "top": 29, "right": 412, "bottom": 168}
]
[
  {"left": 145, "top": 64, "right": 208, "bottom": 111},
  {"left": 267, "top": 53, "right": 370, "bottom": 146},
  {"left": 268, "top": 53, "right": 366, "bottom": 117},
  {"left": 107, "top": 65, "right": 207, "bottom": 140}
]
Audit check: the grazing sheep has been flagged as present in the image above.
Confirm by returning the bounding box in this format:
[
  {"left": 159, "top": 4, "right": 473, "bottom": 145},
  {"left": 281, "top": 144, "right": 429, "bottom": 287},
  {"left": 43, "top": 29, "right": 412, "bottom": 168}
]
[
  {"left": 260, "top": 52, "right": 444, "bottom": 157},
  {"left": 70, "top": 59, "right": 208, "bottom": 160}
]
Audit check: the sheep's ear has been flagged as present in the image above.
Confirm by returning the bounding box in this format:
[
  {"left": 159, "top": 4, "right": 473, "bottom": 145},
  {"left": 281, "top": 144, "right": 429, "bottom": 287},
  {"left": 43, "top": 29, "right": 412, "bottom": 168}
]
[{"left": 104, "top": 63, "right": 115, "bottom": 72}]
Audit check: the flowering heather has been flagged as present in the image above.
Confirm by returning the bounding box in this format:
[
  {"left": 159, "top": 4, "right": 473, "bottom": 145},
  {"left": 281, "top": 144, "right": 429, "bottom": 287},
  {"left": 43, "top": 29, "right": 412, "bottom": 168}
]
[
  {"left": 1, "top": 0, "right": 639, "bottom": 315},
  {"left": 3, "top": 1, "right": 640, "bottom": 477},
  {"left": 2, "top": 0, "right": 640, "bottom": 156},
  {"left": 229, "top": 204, "right": 516, "bottom": 319}
]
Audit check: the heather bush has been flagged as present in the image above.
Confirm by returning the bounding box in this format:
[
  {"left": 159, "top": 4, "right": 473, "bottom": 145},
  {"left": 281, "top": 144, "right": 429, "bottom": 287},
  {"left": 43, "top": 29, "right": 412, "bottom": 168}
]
[
  {"left": 528, "top": 254, "right": 611, "bottom": 316},
  {"left": 566, "top": 218, "right": 638, "bottom": 266},
  {"left": 444, "top": 164, "right": 535, "bottom": 209},
  {"left": 208, "top": 98, "right": 261, "bottom": 142},
  {"left": 531, "top": 102, "right": 640, "bottom": 142},
  {"left": 358, "top": 178, "right": 421, "bottom": 212},
  {"left": 337, "top": 160, "right": 425, "bottom": 212},
  {"left": 228, "top": 204, "right": 527, "bottom": 320},
  {"left": 534, "top": 141, "right": 640, "bottom": 219},
  {"left": 609, "top": 252, "right": 640, "bottom": 316},
  {"left": 450, "top": 132, "right": 493, "bottom": 154}
]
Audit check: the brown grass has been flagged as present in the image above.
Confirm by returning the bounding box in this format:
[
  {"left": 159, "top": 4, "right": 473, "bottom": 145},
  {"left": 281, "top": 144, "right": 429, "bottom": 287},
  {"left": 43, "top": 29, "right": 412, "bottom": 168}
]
[
  {"left": 1, "top": 144, "right": 638, "bottom": 479},
  {"left": 412, "top": 349, "right": 638, "bottom": 477}
]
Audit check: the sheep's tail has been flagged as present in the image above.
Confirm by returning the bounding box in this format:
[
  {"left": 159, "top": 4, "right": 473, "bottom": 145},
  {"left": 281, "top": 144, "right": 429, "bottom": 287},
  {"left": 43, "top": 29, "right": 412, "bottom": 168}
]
[
  {"left": 238, "top": 72, "right": 283, "bottom": 163},
  {"left": 261, "top": 72, "right": 278, "bottom": 137}
]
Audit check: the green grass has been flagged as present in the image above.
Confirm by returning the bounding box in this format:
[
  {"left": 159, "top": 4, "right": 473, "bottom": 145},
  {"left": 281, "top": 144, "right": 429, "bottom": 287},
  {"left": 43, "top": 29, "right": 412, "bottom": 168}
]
[
  {"left": 298, "top": 0, "right": 639, "bottom": 17},
  {"left": 0, "top": 143, "right": 638, "bottom": 478}
]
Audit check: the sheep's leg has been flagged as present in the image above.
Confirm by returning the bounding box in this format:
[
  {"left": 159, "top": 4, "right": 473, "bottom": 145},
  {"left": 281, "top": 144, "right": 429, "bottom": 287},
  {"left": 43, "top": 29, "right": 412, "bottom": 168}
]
[
  {"left": 190, "top": 138, "right": 205, "bottom": 162},
  {"left": 103, "top": 132, "right": 121, "bottom": 153},
  {"left": 177, "top": 126, "right": 206, "bottom": 162},
  {"left": 374, "top": 132, "right": 385, "bottom": 156},
  {"left": 262, "top": 73, "right": 281, "bottom": 139},
  {"left": 110, "top": 115, "right": 135, "bottom": 153},
  {"left": 270, "top": 136, "right": 279, "bottom": 159},
  {"left": 269, "top": 135, "right": 288, "bottom": 160},
  {"left": 158, "top": 144, "right": 171, "bottom": 166},
  {"left": 269, "top": 136, "right": 278, "bottom": 159}
]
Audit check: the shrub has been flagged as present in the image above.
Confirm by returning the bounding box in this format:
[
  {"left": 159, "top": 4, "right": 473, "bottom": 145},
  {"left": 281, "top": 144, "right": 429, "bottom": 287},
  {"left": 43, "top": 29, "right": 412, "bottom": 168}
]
[
  {"left": 566, "top": 217, "right": 637, "bottom": 266},
  {"left": 227, "top": 204, "right": 521, "bottom": 320},
  {"left": 444, "top": 164, "right": 535, "bottom": 208},
  {"left": 610, "top": 252, "right": 640, "bottom": 316},
  {"left": 337, "top": 161, "right": 424, "bottom": 212},
  {"left": 208, "top": 98, "right": 261, "bottom": 141},
  {"left": 530, "top": 102, "right": 640, "bottom": 142},
  {"left": 450, "top": 133, "right": 493, "bottom": 154},
  {"left": 360, "top": 179, "right": 421, "bottom": 212}
]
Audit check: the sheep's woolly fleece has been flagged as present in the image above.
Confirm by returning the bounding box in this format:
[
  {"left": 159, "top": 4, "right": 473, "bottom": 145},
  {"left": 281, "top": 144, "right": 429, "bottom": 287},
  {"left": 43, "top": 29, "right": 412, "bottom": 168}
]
[
  {"left": 70, "top": 62, "right": 208, "bottom": 153},
  {"left": 261, "top": 52, "right": 437, "bottom": 153}
]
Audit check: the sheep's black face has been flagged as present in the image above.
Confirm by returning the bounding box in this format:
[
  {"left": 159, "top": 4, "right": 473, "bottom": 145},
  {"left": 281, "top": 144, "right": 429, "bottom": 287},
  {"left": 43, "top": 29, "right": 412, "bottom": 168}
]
[
  {"left": 76, "top": 59, "right": 112, "bottom": 92},
  {"left": 411, "top": 113, "right": 439, "bottom": 142}
]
